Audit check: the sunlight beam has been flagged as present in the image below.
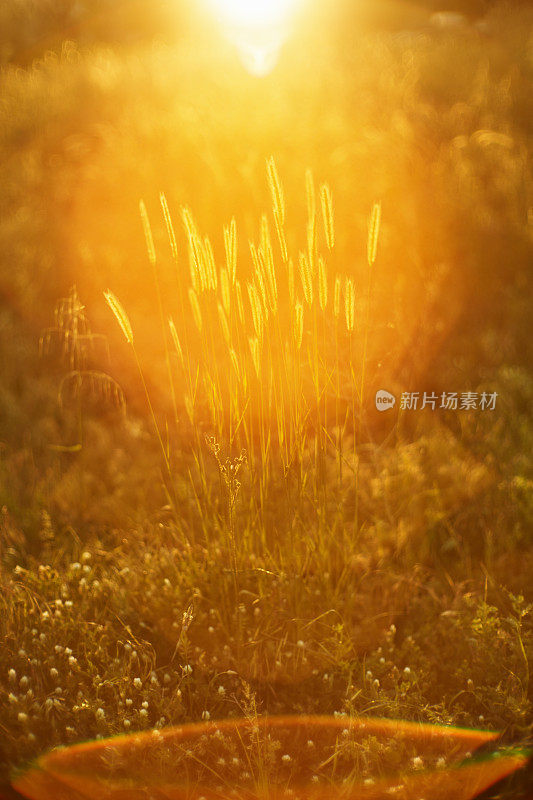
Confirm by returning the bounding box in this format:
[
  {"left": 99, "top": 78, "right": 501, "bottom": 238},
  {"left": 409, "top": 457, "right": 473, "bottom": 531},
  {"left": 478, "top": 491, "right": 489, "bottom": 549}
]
[{"left": 205, "top": 0, "right": 302, "bottom": 75}]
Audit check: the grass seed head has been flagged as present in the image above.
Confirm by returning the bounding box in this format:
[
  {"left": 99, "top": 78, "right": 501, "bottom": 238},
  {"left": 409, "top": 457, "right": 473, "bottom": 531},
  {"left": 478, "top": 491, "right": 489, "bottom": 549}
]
[
  {"left": 367, "top": 201, "right": 382, "bottom": 266},
  {"left": 294, "top": 302, "right": 304, "bottom": 350},
  {"left": 203, "top": 236, "right": 218, "bottom": 291},
  {"left": 160, "top": 192, "right": 178, "bottom": 262},
  {"left": 139, "top": 199, "right": 156, "bottom": 267},
  {"left": 344, "top": 277, "right": 355, "bottom": 332},
  {"left": 266, "top": 156, "right": 285, "bottom": 228},
  {"left": 320, "top": 183, "right": 335, "bottom": 251},
  {"left": 247, "top": 282, "right": 264, "bottom": 340},
  {"left": 224, "top": 217, "right": 237, "bottom": 285},
  {"left": 103, "top": 290, "right": 133, "bottom": 344},
  {"left": 299, "top": 251, "right": 313, "bottom": 307}
]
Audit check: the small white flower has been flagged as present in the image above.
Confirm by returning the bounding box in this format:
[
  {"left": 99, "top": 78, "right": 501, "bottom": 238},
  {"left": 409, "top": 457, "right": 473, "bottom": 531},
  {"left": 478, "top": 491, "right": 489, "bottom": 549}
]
[
  {"left": 139, "top": 708, "right": 148, "bottom": 718},
  {"left": 8, "top": 693, "right": 17, "bottom": 704},
  {"left": 296, "top": 640, "right": 305, "bottom": 649},
  {"left": 182, "top": 664, "right": 193, "bottom": 676},
  {"left": 123, "top": 719, "right": 131, "bottom": 728},
  {"left": 208, "top": 626, "right": 215, "bottom": 634},
  {"left": 142, "top": 701, "right": 149, "bottom": 709},
  {"left": 201, "top": 710, "right": 210, "bottom": 720},
  {"left": 125, "top": 698, "right": 133, "bottom": 707},
  {"left": 412, "top": 756, "right": 423, "bottom": 769},
  {"left": 218, "top": 685, "right": 225, "bottom": 695},
  {"left": 18, "top": 712, "right": 28, "bottom": 724},
  {"left": 403, "top": 667, "right": 411, "bottom": 675},
  {"left": 50, "top": 668, "right": 58, "bottom": 680},
  {"left": 8, "top": 669, "right": 17, "bottom": 683},
  {"left": 133, "top": 678, "right": 142, "bottom": 689},
  {"left": 307, "top": 740, "right": 314, "bottom": 748},
  {"left": 19, "top": 676, "right": 29, "bottom": 689},
  {"left": 281, "top": 754, "right": 291, "bottom": 763},
  {"left": 95, "top": 708, "right": 105, "bottom": 720},
  {"left": 81, "top": 552, "right": 91, "bottom": 563}
]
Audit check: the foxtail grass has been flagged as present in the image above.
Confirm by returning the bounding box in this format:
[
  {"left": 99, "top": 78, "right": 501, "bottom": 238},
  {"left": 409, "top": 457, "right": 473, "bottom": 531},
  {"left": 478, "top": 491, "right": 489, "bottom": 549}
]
[{"left": 104, "top": 162, "right": 381, "bottom": 586}]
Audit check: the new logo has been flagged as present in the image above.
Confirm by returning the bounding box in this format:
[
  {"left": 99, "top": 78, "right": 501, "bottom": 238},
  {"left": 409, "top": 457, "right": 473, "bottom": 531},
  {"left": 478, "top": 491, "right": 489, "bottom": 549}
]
[{"left": 375, "top": 389, "right": 396, "bottom": 411}]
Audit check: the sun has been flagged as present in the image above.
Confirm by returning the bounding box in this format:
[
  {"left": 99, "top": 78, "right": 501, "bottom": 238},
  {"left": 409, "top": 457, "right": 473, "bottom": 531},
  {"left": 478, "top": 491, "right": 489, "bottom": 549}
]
[
  {"left": 207, "top": 0, "right": 300, "bottom": 31},
  {"left": 206, "top": 0, "right": 302, "bottom": 74}
]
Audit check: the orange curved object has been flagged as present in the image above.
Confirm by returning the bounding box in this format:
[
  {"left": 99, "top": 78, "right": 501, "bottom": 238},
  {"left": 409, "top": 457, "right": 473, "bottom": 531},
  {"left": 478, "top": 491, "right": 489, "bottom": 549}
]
[{"left": 13, "top": 715, "right": 530, "bottom": 800}]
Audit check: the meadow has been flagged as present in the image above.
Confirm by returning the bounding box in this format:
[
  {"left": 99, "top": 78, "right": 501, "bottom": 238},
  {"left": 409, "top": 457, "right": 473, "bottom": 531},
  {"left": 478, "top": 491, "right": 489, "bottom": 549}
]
[{"left": 0, "top": 1, "right": 532, "bottom": 796}]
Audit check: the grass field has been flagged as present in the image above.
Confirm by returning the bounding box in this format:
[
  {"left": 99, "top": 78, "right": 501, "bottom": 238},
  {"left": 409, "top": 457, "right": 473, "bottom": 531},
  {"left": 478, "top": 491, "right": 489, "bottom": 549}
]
[{"left": 0, "top": 1, "right": 532, "bottom": 796}]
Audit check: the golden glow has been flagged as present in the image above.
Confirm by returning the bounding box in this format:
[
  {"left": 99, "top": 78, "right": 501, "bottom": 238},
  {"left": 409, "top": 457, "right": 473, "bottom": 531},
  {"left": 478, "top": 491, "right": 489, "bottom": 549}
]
[
  {"left": 207, "top": 0, "right": 299, "bottom": 30},
  {"left": 206, "top": 0, "right": 302, "bottom": 75}
]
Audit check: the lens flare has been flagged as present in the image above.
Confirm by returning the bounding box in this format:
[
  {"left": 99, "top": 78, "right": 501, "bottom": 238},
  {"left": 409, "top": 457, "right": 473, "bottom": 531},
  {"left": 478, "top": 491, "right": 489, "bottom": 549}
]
[
  {"left": 13, "top": 715, "right": 531, "bottom": 800},
  {"left": 208, "top": 0, "right": 298, "bottom": 29},
  {"left": 206, "top": 0, "right": 301, "bottom": 75}
]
